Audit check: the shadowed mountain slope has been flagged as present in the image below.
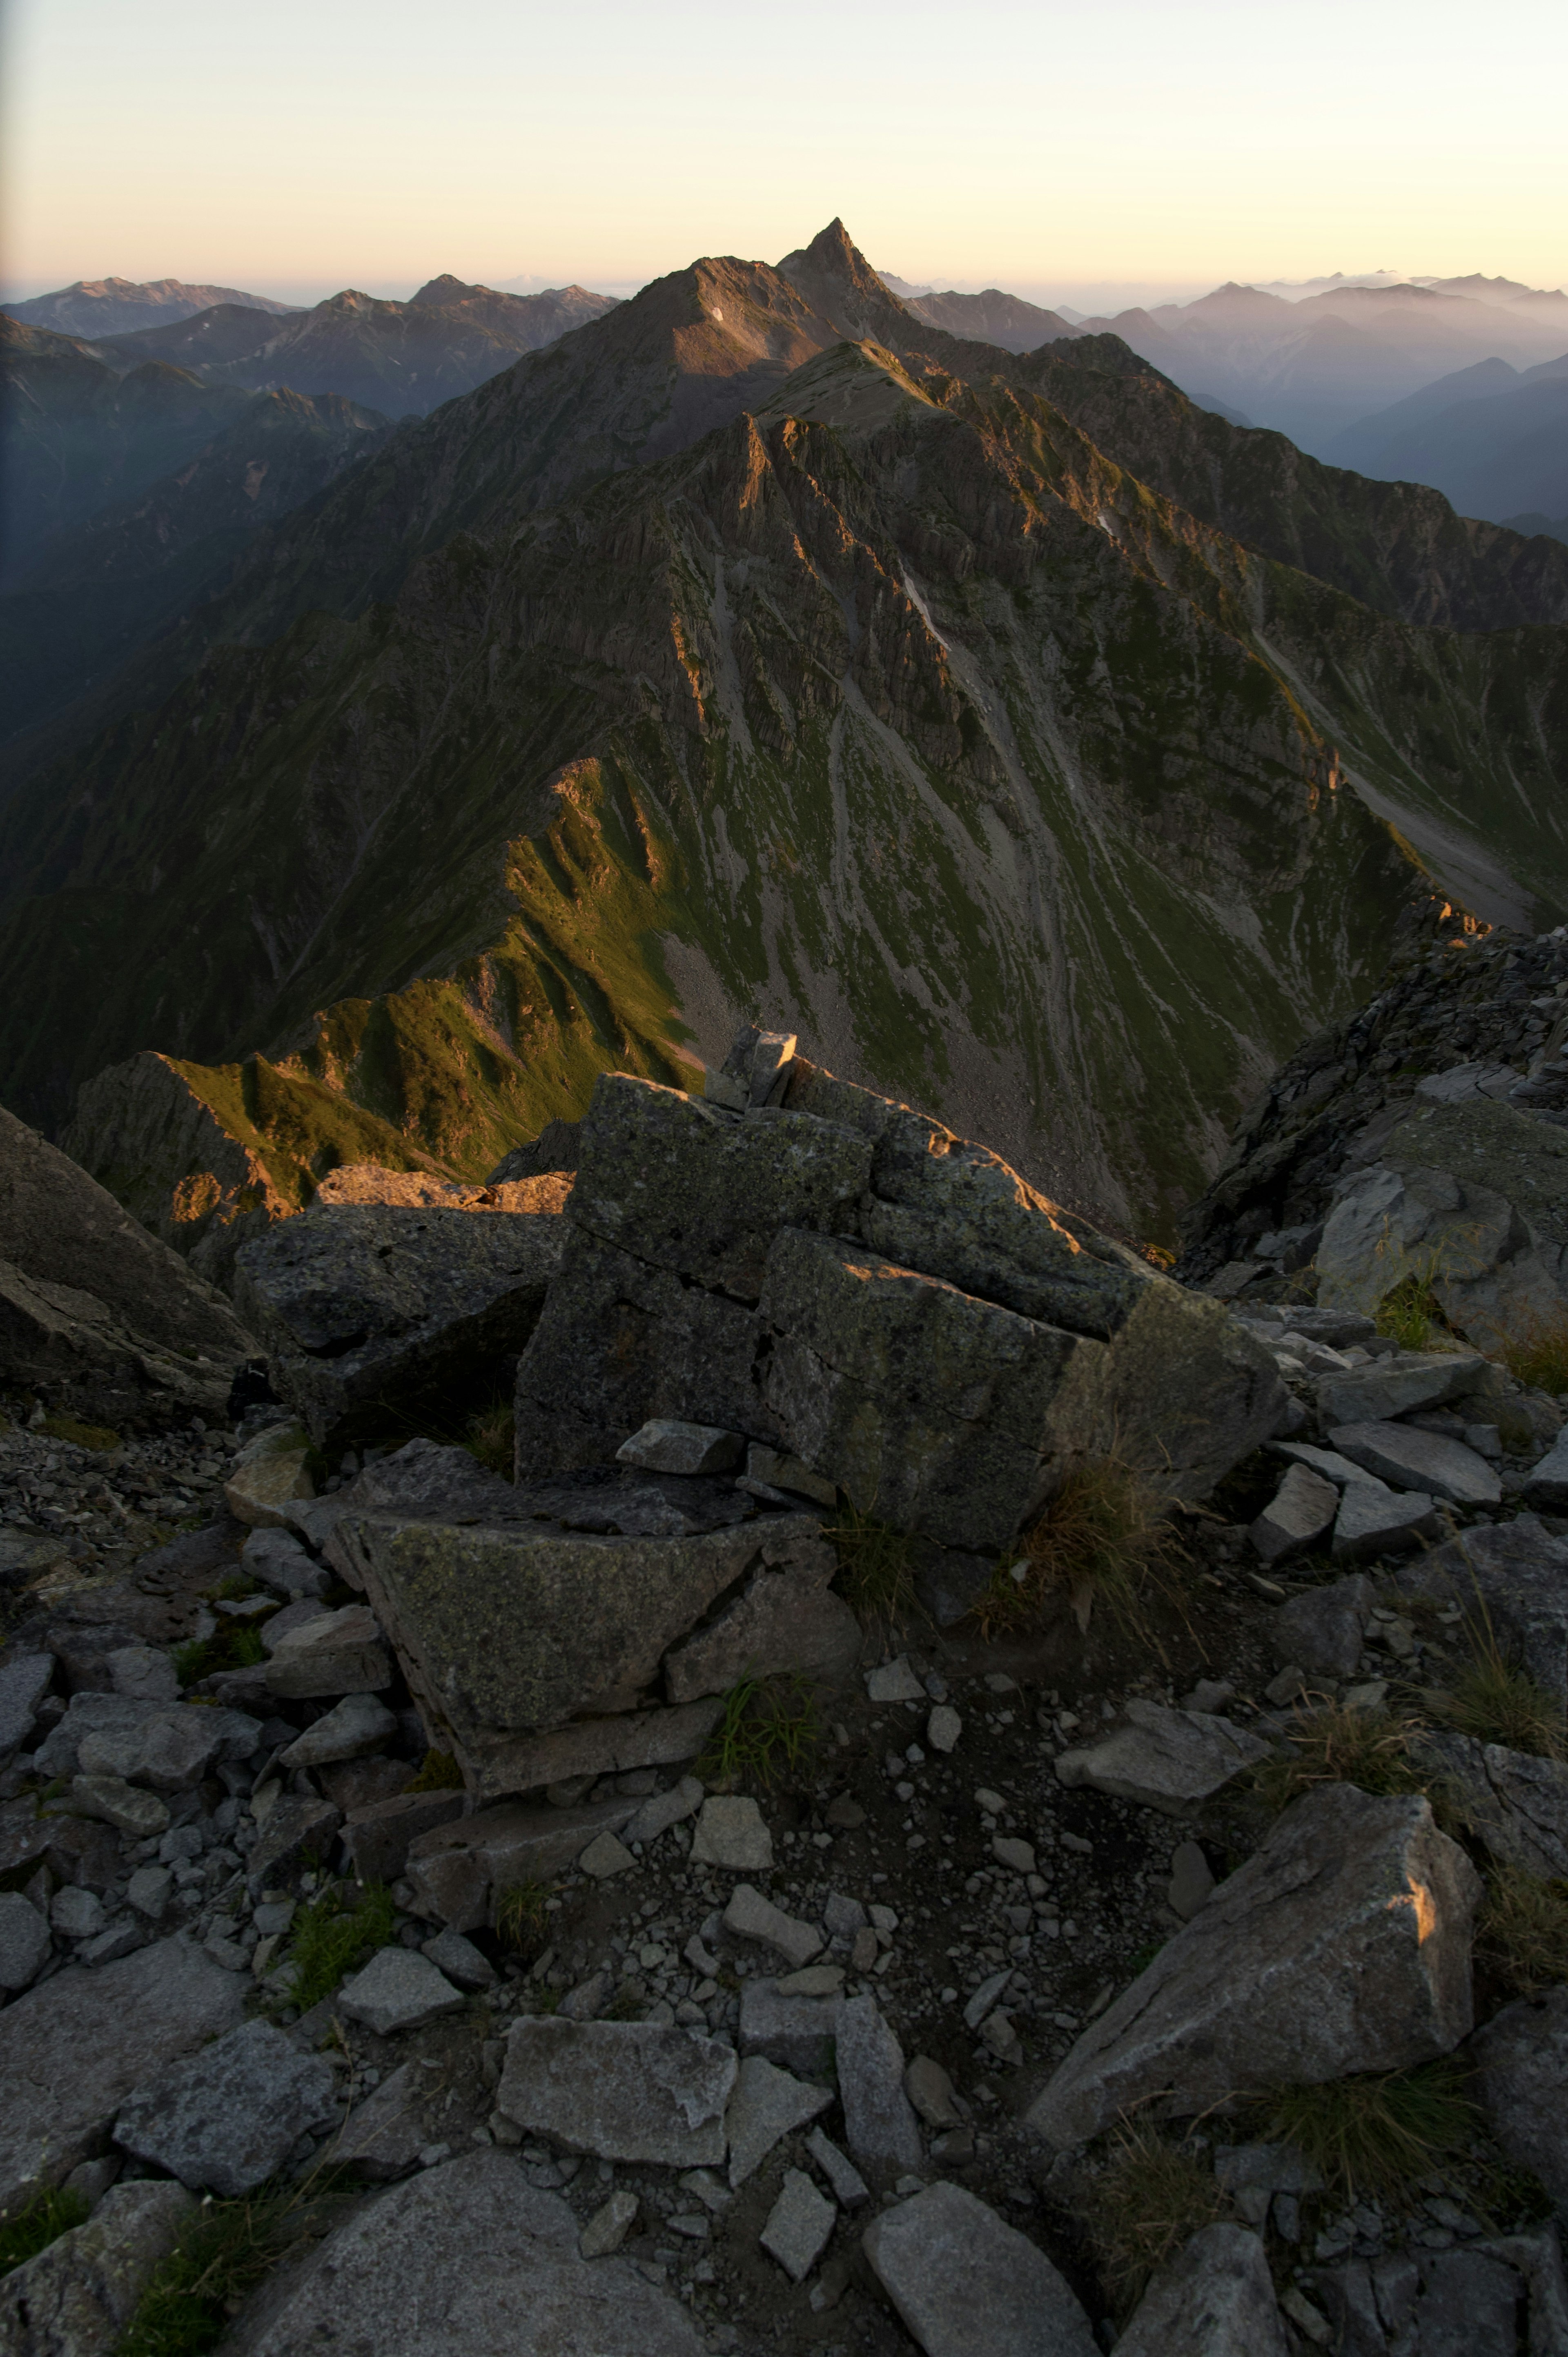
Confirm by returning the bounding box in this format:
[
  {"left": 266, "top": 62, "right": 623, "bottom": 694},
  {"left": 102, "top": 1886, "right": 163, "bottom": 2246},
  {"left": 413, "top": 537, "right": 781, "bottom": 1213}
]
[{"left": 2, "top": 277, "right": 298, "bottom": 337}]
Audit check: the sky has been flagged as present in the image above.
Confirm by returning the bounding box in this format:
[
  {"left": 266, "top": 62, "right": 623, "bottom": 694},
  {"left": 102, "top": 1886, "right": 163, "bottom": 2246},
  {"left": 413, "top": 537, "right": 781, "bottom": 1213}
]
[{"left": 5, "top": 0, "right": 1567, "bottom": 308}]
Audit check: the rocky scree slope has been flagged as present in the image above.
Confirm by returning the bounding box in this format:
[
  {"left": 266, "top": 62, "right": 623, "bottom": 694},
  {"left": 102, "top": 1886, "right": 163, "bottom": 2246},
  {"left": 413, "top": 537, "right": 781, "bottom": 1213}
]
[{"left": 2, "top": 1032, "right": 1568, "bottom": 2354}]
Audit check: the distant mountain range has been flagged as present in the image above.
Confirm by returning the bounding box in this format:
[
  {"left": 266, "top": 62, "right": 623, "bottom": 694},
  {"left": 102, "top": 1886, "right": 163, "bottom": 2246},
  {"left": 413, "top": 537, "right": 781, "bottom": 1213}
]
[
  {"left": 1328, "top": 352, "right": 1568, "bottom": 524},
  {"left": 899, "top": 288, "right": 1081, "bottom": 352},
  {"left": 2, "top": 277, "right": 298, "bottom": 337},
  {"left": 4, "top": 221, "right": 1568, "bottom": 1251}
]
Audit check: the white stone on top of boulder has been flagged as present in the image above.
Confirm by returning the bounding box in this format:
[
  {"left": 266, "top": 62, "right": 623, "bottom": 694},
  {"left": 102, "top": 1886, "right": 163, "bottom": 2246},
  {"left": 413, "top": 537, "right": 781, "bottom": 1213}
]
[
  {"left": 0, "top": 1651, "right": 54, "bottom": 1755},
  {"left": 621, "top": 1775, "right": 704, "bottom": 1848},
  {"left": 760, "top": 2167, "right": 835, "bottom": 2284},
  {"left": 1269, "top": 1573, "right": 1376, "bottom": 1678},
  {"left": 106, "top": 1646, "right": 179, "bottom": 1703},
  {"left": 1524, "top": 1429, "right": 1568, "bottom": 1513},
  {"left": 865, "top": 1657, "right": 926, "bottom": 1704},
  {"left": 69, "top": 1773, "right": 171, "bottom": 1839},
  {"left": 497, "top": 2017, "right": 737, "bottom": 2168},
  {"left": 1113, "top": 2222, "right": 1289, "bottom": 2357},
  {"left": 689, "top": 1794, "right": 773, "bottom": 1870},
  {"left": 276, "top": 1690, "right": 398, "bottom": 1771},
  {"left": 0, "top": 1891, "right": 51, "bottom": 1991},
  {"left": 615, "top": 1419, "right": 746, "bottom": 1476},
  {"left": 862, "top": 2179, "right": 1098, "bottom": 2357},
  {"left": 0, "top": 2179, "right": 195, "bottom": 2357},
  {"left": 927, "top": 1704, "right": 961, "bottom": 1754},
  {"left": 737, "top": 1977, "right": 842, "bottom": 2075},
  {"left": 1250, "top": 1463, "right": 1339, "bottom": 1564},
  {"left": 836, "top": 1993, "right": 922, "bottom": 2181},
  {"left": 0, "top": 1932, "right": 246, "bottom": 2212},
  {"left": 215, "top": 2147, "right": 705, "bottom": 2356},
  {"left": 725, "top": 2054, "right": 833, "bottom": 2187},
  {"left": 1331, "top": 1476, "right": 1441, "bottom": 1563},
  {"left": 1025, "top": 1784, "right": 1483, "bottom": 2150},
  {"left": 114, "top": 2018, "right": 338, "bottom": 2196},
  {"left": 1054, "top": 1700, "right": 1270, "bottom": 1815},
  {"left": 421, "top": 1927, "right": 497, "bottom": 1990},
  {"left": 805, "top": 2124, "right": 870, "bottom": 2207},
  {"left": 264, "top": 1604, "right": 392, "bottom": 1698},
  {"left": 579, "top": 1830, "right": 636, "bottom": 1880},
  {"left": 1329, "top": 1419, "right": 1503, "bottom": 1507},
  {"left": 339, "top": 1947, "right": 465, "bottom": 2036},
  {"left": 723, "top": 1882, "right": 823, "bottom": 1969}
]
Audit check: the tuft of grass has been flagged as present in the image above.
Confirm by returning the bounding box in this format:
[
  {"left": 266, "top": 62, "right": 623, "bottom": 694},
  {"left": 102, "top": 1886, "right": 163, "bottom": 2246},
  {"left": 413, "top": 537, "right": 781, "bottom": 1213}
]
[
  {"left": 1263, "top": 2060, "right": 1479, "bottom": 2203},
  {"left": 494, "top": 1878, "right": 551, "bottom": 1955},
  {"left": 1495, "top": 1306, "right": 1568, "bottom": 1398},
  {"left": 0, "top": 2186, "right": 89, "bottom": 2276},
  {"left": 1423, "top": 1626, "right": 1564, "bottom": 1760},
  {"left": 1254, "top": 1698, "right": 1426, "bottom": 1812},
  {"left": 1474, "top": 1866, "right": 1568, "bottom": 1999},
  {"left": 1078, "top": 2123, "right": 1229, "bottom": 2313},
  {"left": 823, "top": 1506, "right": 914, "bottom": 1635},
  {"left": 1374, "top": 1272, "right": 1446, "bottom": 1353},
  {"left": 119, "top": 2182, "right": 345, "bottom": 2357},
  {"left": 975, "top": 1460, "right": 1188, "bottom": 1643},
  {"left": 283, "top": 1882, "right": 396, "bottom": 2011},
  {"left": 405, "top": 1747, "right": 465, "bottom": 1792},
  {"left": 696, "top": 1672, "right": 820, "bottom": 1789},
  {"left": 173, "top": 1619, "right": 270, "bottom": 1686},
  {"left": 40, "top": 1415, "right": 121, "bottom": 1453},
  {"left": 463, "top": 1403, "right": 515, "bottom": 1478}
]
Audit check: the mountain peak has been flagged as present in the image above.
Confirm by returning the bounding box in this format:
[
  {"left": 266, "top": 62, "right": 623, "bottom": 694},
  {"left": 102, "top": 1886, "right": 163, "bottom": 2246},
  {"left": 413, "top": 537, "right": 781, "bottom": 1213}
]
[
  {"left": 775, "top": 219, "right": 911, "bottom": 343},
  {"left": 410, "top": 274, "right": 486, "bottom": 308}
]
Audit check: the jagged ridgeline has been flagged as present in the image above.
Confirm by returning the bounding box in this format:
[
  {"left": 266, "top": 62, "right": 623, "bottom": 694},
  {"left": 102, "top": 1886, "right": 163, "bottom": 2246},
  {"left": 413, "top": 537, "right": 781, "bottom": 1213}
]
[{"left": 4, "top": 224, "right": 1568, "bottom": 1241}]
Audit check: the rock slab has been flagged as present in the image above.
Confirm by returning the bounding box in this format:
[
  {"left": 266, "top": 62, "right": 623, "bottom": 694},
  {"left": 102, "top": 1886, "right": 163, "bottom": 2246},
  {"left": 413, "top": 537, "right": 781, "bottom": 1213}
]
[
  {"left": 1114, "top": 2222, "right": 1289, "bottom": 2357},
  {"left": 0, "top": 2179, "right": 195, "bottom": 2357},
  {"left": 114, "top": 2017, "right": 339, "bottom": 2196},
  {"left": 1054, "top": 1699, "right": 1269, "bottom": 1814},
  {"left": 862, "top": 2180, "right": 1098, "bottom": 2357},
  {"left": 835, "top": 1993, "right": 922, "bottom": 2181},
  {"left": 497, "top": 2017, "right": 737, "bottom": 2167}
]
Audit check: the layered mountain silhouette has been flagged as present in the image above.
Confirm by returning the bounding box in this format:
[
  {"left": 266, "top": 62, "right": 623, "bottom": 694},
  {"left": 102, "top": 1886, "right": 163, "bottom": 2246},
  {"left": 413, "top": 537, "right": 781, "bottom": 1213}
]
[
  {"left": 4, "top": 223, "right": 1567, "bottom": 1241},
  {"left": 1, "top": 276, "right": 299, "bottom": 336},
  {"left": 1330, "top": 351, "right": 1568, "bottom": 524}
]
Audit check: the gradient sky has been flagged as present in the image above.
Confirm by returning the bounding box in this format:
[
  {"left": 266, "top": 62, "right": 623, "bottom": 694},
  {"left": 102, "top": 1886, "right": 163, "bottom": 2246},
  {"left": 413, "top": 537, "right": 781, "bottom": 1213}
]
[{"left": 6, "top": 0, "right": 1566, "bottom": 306}]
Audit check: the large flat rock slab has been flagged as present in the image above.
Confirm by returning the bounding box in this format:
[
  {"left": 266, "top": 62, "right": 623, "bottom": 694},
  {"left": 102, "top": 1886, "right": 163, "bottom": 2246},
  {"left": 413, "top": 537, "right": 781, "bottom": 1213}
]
[
  {"left": 1025, "top": 1785, "right": 1482, "bottom": 2150},
  {"left": 234, "top": 1202, "right": 566, "bottom": 1443},
  {"left": 1328, "top": 1419, "right": 1502, "bottom": 1506},
  {"left": 862, "top": 2180, "right": 1098, "bottom": 2357},
  {"left": 222, "top": 2147, "right": 706, "bottom": 2357},
  {"left": 114, "top": 2018, "right": 339, "bottom": 2195},
  {"left": 497, "top": 2017, "right": 737, "bottom": 2167},
  {"left": 0, "top": 1931, "right": 247, "bottom": 2209},
  {"left": 1114, "top": 2223, "right": 1288, "bottom": 2356},
  {"left": 1468, "top": 1986, "right": 1568, "bottom": 2225},
  {"left": 1390, "top": 1516, "right": 1568, "bottom": 1708},
  {"left": 1054, "top": 1699, "right": 1270, "bottom": 1814}
]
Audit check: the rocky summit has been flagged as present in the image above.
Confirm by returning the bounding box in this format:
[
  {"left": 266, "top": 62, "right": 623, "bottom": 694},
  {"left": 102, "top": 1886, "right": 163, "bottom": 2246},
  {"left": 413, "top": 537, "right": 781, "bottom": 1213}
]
[{"left": 2, "top": 979, "right": 1568, "bottom": 2357}]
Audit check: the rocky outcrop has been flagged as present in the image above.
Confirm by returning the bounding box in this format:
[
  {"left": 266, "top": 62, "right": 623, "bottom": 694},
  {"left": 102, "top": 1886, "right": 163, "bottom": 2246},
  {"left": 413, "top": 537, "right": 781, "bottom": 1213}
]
[{"left": 0, "top": 1102, "right": 254, "bottom": 1427}]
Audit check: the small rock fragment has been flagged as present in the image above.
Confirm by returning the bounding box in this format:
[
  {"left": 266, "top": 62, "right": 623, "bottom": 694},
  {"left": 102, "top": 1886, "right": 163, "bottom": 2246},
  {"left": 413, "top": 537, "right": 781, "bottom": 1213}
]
[
  {"left": 804, "top": 2125, "right": 869, "bottom": 2208},
  {"left": 1250, "top": 1464, "right": 1339, "bottom": 1564},
  {"left": 722, "top": 1882, "right": 823, "bottom": 1969},
  {"left": 276, "top": 1691, "right": 398, "bottom": 1771},
  {"left": 0, "top": 1891, "right": 51, "bottom": 1991},
  {"left": 760, "top": 2167, "right": 835, "bottom": 2283},
  {"left": 615, "top": 1420, "right": 745, "bottom": 1476},
  {"left": 689, "top": 1795, "right": 773, "bottom": 1870},
  {"left": 68, "top": 1775, "right": 170, "bottom": 1839},
  {"left": 726, "top": 2055, "right": 834, "bottom": 2187},
  {"left": 339, "top": 1947, "right": 466, "bottom": 2036},
  {"left": 1114, "top": 2221, "right": 1288, "bottom": 2356},
  {"left": 865, "top": 1658, "right": 926, "bottom": 1704},
  {"left": 113, "top": 2018, "right": 338, "bottom": 2196},
  {"left": 421, "top": 1927, "right": 497, "bottom": 1990},
  {"left": 1331, "top": 1478, "right": 1441, "bottom": 1564},
  {"left": 579, "top": 1830, "right": 636, "bottom": 1879},
  {"left": 862, "top": 2180, "right": 1098, "bottom": 2356},
  {"left": 1167, "top": 1841, "right": 1214, "bottom": 1920},
  {"left": 836, "top": 1993, "right": 922, "bottom": 2180},
  {"left": 776, "top": 1964, "right": 844, "bottom": 1996},
  {"left": 1055, "top": 1701, "right": 1270, "bottom": 1815},
  {"left": 926, "top": 1705, "right": 961, "bottom": 1754},
  {"left": 498, "top": 2017, "right": 737, "bottom": 2167},
  {"left": 579, "top": 2189, "right": 640, "bottom": 2257},
  {"left": 621, "top": 1775, "right": 704, "bottom": 1847},
  {"left": 904, "top": 2055, "right": 964, "bottom": 2129}
]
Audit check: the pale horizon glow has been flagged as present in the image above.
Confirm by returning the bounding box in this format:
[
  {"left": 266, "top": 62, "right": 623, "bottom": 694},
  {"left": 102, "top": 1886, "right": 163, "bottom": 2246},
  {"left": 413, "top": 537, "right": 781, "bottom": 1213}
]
[{"left": 4, "top": 0, "right": 1567, "bottom": 309}]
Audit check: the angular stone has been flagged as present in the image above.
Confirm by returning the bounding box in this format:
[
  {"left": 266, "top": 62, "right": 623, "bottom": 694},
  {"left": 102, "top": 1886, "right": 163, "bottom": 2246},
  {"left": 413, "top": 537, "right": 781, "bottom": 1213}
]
[
  {"left": 723, "top": 1884, "right": 823, "bottom": 1969},
  {"left": 1331, "top": 1477, "right": 1441, "bottom": 1563},
  {"left": 1390, "top": 1518, "right": 1568, "bottom": 1708},
  {"left": 836, "top": 1993, "right": 922, "bottom": 2182},
  {"left": 1468, "top": 1987, "right": 1568, "bottom": 2223},
  {"left": 114, "top": 2018, "right": 339, "bottom": 2195},
  {"left": 0, "top": 2179, "right": 195, "bottom": 2357},
  {"left": 0, "top": 1891, "right": 51, "bottom": 1991},
  {"left": 1316, "top": 1349, "right": 1492, "bottom": 1429},
  {"left": 777, "top": 1963, "right": 843, "bottom": 1996},
  {"left": 862, "top": 2180, "right": 1098, "bottom": 2357},
  {"left": 1212, "top": 2142, "right": 1322, "bottom": 2223},
  {"left": 241, "top": 1525, "right": 331, "bottom": 1600},
  {"left": 1114, "top": 2223, "right": 1288, "bottom": 2357},
  {"left": 805, "top": 2124, "right": 870, "bottom": 2207},
  {"left": 0, "top": 1932, "right": 246, "bottom": 2210},
  {"left": 622, "top": 1775, "right": 704, "bottom": 1848},
  {"left": 725, "top": 2054, "right": 834, "bottom": 2187},
  {"left": 1524, "top": 1428, "right": 1568, "bottom": 1512},
  {"left": 1270, "top": 1574, "right": 1376, "bottom": 1678},
  {"left": 107, "top": 1645, "right": 180, "bottom": 1702},
  {"left": 264, "top": 1603, "right": 392, "bottom": 1698},
  {"left": 579, "top": 2188, "right": 640, "bottom": 2257},
  {"left": 127, "top": 1864, "right": 172, "bottom": 1919},
  {"left": 1025, "top": 1785, "right": 1483, "bottom": 2149},
  {"left": 69, "top": 1774, "right": 171, "bottom": 1838},
  {"left": 904, "top": 2055, "right": 964, "bottom": 2129},
  {"left": 234, "top": 1204, "right": 565, "bottom": 1446},
  {"left": 1414, "top": 1732, "right": 1568, "bottom": 1878},
  {"left": 215, "top": 2147, "right": 704, "bottom": 2355},
  {"left": 403, "top": 1796, "right": 637, "bottom": 1932},
  {"left": 927, "top": 1704, "right": 962, "bottom": 1753},
  {"left": 245, "top": 1791, "right": 342, "bottom": 1894},
  {"left": 448, "top": 1699, "right": 723, "bottom": 1808},
  {"left": 1054, "top": 1700, "right": 1270, "bottom": 1815},
  {"left": 334, "top": 2058, "right": 427, "bottom": 2180},
  {"left": 225, "top": 1420, "right": 316, "bottom": 1527},
  {"left": 738, "top": 1976, "right": 842, "bottom": 2074},
  {"left": 421, "top": 1928, "right": 496, "bottom": 1990},
  {"left": 0, "top": 1651, "right": 55, "bottom": 1755},
  {"left": 339, "top": 1947, "right": 465, "bottom": 2035},
  {"left": 1250, "top": 1464, "right": 1339, "bottom": 1564},
  {"left": 690, "top": 1795, "right": 773, "bottom": 1870},
  {"left": 1168, "top": 1840, "right": 1216, "bottom": 1920},
  {"left": 497, "top": 2017, "right": 737, "bottom": 2166},
  {"left": 579, "top": 1830, "right": 635, "bottom": 1879},
  {"left": 38, "top": 1692, "right": 261, "bottom": 1791},
  {"left": 746, "top": 1444, "right": 837, "bottom": 1506},
  {"left": 664, "top": 1540, "right": 859, "bottom": 1705},
  {"left": 1329, "top": 1420, "right": 1503, "bottom": 1507},
  {"left": 616, "top": 1420, "right": 746, "bottom": 1476},
  {"left": 277, "top": 1692, "right": 399, "bottom": 1771},
  {"left": 760, "top": 2167, "right": 835, "bottom": 2282},
  {"left": 865, "top": 1655, "right": 927, "bottom": 1703},
  {"left": 1272, "top": 1440, "right": 1379, "bottom": 1486}
]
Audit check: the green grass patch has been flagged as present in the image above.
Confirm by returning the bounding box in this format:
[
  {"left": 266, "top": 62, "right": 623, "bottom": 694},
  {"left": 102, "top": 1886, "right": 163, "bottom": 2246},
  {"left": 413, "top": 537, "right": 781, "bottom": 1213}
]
[
  {"left": 493, "top": 1878, "right": 551, "bottom": 1955},
  {"left": 405, "top": 1748, "right": 464, "bottom": 1792},
  {"left": 823, "top": 1506, "right": 915, "bottom": 1635},
  {"left": 697, "top": 1672, "right": 820, "bottom": 1789},
  {"left": 283, "top": 1882, "right": 396, "bottom": 2011},
  {"left": 39, "top": 1415, "right": 121, "bottom": 1453},
  {"left": 174, "top": 1620, "right": 270, "bottom": 1686},
  {"left": 976, "top": 1460, "right": 1190, "bottom": 1646},
  {"left": 119, "top": 2183, "right": 345, "bottom": 2357},
  {"left": 1424, "top": 1638, "right": 1564, "bottom": 1760},
  {"left": 0, "top": 2185, "right": 89, "bottom": 2276},
  {"left": 1494, "top": 1306, "right": 1568, "bottom": 1397},
  {"left": 1254, "top": 1697, "right": 1426, "bottom": 1811},
  {"left": 1475, "top": 1867, "right": 1568, "bottom": 1999},
  {"left": 463, "top": 1403, "right": 515, "bottom": 1478},
  {"left": 1078, "top": 2123, "right": 1229, "bottom": 2314},
  {"left": 1263, "top": 2059, "right": 1479, "bottom": 2203}
]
